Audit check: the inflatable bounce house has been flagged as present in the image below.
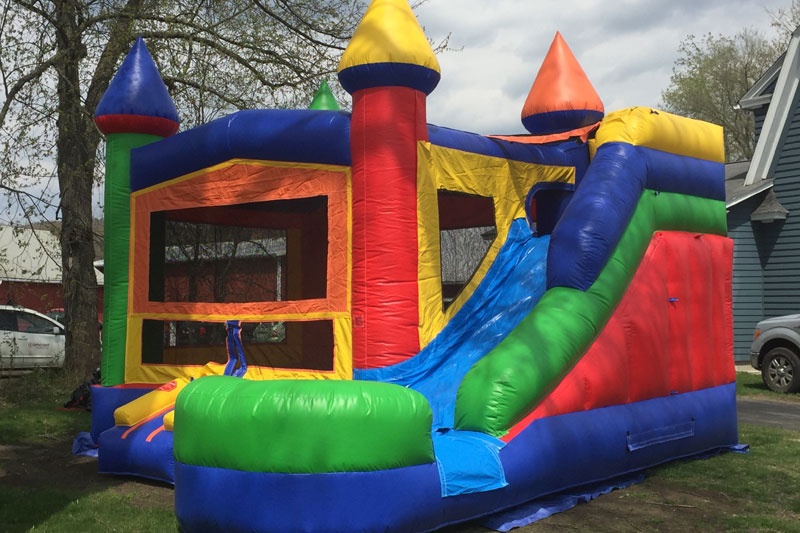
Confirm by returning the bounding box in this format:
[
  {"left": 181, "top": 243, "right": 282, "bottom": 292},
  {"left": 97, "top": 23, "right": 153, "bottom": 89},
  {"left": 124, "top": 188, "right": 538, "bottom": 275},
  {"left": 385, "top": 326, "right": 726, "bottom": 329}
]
[{"left": 88, "top": 0, "right": 740, "bottom": 531}]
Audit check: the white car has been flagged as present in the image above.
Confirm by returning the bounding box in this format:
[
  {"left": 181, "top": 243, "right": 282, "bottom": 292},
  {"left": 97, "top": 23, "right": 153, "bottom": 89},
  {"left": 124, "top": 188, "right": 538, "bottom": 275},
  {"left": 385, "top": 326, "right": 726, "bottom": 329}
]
[{"left": 0, "top": 305, "right": 65, "bottom": 369}]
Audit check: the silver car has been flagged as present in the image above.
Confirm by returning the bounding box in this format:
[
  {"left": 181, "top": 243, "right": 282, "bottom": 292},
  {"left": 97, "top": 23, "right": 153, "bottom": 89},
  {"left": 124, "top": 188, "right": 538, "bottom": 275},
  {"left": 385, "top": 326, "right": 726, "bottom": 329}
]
[
  {"left": 0, "top": 305, "right": 65, "bottom": 370},
  {"left": 750, "top": 313, "right": 800, "bottom": 393}
]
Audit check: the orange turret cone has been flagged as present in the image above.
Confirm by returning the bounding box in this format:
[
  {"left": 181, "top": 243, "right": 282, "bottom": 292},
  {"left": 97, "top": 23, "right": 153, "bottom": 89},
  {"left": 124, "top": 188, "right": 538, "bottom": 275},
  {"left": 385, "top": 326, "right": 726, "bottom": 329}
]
[{"left": 521, "top": 32, "right": 604, "bottom": 135}]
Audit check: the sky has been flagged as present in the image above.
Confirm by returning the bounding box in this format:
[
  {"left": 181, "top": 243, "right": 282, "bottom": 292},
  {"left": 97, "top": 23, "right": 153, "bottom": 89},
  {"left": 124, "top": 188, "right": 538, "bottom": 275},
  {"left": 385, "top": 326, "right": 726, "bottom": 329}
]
[
  {"left": 414, "top": 0, "right": 791, "bottom": 135},
  {"left": 9, "top": 0, "right": 794, "bottom": 222}
]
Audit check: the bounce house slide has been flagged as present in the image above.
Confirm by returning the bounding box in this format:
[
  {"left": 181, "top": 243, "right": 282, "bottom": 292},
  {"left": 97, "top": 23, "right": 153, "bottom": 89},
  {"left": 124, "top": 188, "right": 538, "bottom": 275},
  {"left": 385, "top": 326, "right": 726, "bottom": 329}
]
[
  {"left": 171, "top": 110, "right": 737, "bottom": 533},
  {"left": 88, "top": 2, "right": 739, "bottom": 531},
  {"left": 356, "top": 220, "right": 551, "bottom": 429}
]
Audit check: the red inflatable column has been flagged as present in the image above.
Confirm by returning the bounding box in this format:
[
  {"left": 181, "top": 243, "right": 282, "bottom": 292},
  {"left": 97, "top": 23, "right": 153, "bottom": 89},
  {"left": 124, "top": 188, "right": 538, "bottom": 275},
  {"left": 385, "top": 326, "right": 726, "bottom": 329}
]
[
  {"left": 349, "top": 87, "right": 428, "bottom": 368},
  {"left": 337, "top": 0, "right": 441, "bottom": 369}
]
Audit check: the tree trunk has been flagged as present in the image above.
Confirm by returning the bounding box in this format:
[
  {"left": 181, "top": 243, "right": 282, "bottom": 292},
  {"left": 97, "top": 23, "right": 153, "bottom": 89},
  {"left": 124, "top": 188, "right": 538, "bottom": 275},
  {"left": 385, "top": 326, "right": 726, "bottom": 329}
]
[{"left": 54, "top": 1, "right": 101, "bottom": 378}]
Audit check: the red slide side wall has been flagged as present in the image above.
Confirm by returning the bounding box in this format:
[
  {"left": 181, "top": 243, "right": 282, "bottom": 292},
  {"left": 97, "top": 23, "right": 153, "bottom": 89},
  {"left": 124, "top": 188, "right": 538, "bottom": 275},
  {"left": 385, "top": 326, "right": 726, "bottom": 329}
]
[{"left": 505, "top": 231, "right": 734, "bottom": 441}]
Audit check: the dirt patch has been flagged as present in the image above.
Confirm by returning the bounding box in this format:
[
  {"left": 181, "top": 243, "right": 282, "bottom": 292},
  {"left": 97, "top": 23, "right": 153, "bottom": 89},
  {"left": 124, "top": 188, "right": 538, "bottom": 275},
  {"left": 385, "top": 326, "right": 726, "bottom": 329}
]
[
  {"left": 519, "top": 481, "right": 743, "bottom": 532},
  {"left": 0, "top": 432, "right": 744, "bottom": 532},
  {"left": 435, "top": 478, "right": 745, "bottom": 532},
  {"left": 0, "top": 435, "right": 173, "bottom": 511}
]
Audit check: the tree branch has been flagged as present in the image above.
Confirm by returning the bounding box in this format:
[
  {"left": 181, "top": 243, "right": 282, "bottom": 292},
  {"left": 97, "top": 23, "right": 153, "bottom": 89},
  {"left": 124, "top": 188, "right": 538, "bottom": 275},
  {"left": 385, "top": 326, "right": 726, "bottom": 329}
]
[
  {"left": 162, "top": 74, "right": 251, "bottom": 109},
  {"left": 275, "top": 0, "right": 355, "bottom": 42},
  {"left": 0, "top": 182, "right": 59, "bottom": 213},
  {"left": 252, "top": 0, "right": 348, "bottom": 50},
  {"left": 10, "top": 0, "right": 57, "bottom": 27},
  {"left": 140, "top": 29, "right": 300, "bottom": 87},
  {"left": 0, "top": 53, "right": 60, "bottom": 129}
]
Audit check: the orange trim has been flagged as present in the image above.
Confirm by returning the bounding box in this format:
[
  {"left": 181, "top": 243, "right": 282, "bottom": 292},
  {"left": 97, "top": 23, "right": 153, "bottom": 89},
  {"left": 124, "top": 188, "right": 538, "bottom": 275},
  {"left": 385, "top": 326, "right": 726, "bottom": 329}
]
[
  {"left": 125, "top": 159, "right": 353, "bottom": 382},
  {"left": 131, "top": 160, "right": 349, "bottom": 315},
  {"left": 489, "top": 123, "right": 599, "bottom": 145},
  {"left": 120, "top": 405, "right": 174, "bottom": 439},
  {"left": 135, "top": 301, "right": 342, "bottom": 318},
  {"left": 145, "top": 424, "right": 166, "bottom": 443}
]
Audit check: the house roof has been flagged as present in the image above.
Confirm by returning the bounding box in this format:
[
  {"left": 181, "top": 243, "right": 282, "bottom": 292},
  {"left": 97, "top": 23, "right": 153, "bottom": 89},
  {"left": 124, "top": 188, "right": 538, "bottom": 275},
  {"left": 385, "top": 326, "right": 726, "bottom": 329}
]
[
  {"left": 726, "top": 160, "right": 773, "bottom": 208},
  {"left": 30, "top": 219, "right": 104, "bottom": 259},
  {"left": 751, "top": 188, "right": 789, "bottom": 221},
  {"left": 741, "top": 26, "right": 800, "bottom": 186},
  {"left": 0, "top": 225, "right": 104, "bottom": 285},
  {"left": 725, "top": 160, "right": 791, "bottom": 222}
]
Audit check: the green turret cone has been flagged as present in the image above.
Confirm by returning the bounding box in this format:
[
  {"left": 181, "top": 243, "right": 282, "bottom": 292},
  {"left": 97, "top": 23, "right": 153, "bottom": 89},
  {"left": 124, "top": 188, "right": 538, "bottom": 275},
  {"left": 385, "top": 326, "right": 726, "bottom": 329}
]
[{"left": 309, "top": 80, "right": 340, "bottom": 110}]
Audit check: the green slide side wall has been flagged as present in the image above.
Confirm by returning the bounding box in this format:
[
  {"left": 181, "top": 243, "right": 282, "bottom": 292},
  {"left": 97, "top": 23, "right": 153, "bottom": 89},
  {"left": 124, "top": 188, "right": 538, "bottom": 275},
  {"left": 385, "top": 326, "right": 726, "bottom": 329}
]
[
  {"left": 101, "top": 133, "right": 161, "bottom": 386},
  {"left": 455, "top": 191, "right": 727, "bottom": 437},
  {"left": 174, "top": 376, "right": 435, "bottom": 473}
]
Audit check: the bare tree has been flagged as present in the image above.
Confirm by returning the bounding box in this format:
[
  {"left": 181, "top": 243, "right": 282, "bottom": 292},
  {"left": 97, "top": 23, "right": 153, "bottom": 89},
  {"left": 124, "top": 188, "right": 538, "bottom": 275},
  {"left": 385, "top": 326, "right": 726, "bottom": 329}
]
[
  {"left": 0, "top": 0, "right": 368, "bottom": 377},
  {"left": 768, "top": 0, "right": 800, "bottom": 41}
]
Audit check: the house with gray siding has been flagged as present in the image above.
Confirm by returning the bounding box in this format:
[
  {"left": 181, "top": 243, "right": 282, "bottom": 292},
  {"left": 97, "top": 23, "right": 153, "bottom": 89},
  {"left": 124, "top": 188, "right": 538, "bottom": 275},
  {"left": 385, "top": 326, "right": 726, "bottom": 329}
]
[{"left": 728, "top": 26, "right": 800, "bottom": 362}]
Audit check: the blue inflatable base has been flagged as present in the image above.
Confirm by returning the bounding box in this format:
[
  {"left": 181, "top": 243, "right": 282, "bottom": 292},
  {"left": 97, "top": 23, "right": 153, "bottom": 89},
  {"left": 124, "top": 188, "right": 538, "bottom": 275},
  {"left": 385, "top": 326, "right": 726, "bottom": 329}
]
[
  {"left": 97, "top": 417, "right": 175, "bottom": 485},
  {"left": 90, "top": 384, "right": 155, "bottom": 443},
  {"left": 480, "top": 472, "right": 646, "bottom": 531},
  {"left": 175, "top": 383, "right": 738, "bottom": 532}
]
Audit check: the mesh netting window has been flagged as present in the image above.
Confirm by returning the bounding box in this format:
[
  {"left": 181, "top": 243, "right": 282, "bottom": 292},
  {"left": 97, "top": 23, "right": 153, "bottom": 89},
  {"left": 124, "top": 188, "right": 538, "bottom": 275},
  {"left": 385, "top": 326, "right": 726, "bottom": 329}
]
[
  {"left": 148, "top": 197, "right": 327, "bottom": 304},
  {"left": 437, "top": 191, "right": 496, "bottom": 310},
  {"left": 142, "top": 319, "right": 333, "bottom": 371},
  {"left": 141, "top": 196, "right": 333, "bottom": 370}
]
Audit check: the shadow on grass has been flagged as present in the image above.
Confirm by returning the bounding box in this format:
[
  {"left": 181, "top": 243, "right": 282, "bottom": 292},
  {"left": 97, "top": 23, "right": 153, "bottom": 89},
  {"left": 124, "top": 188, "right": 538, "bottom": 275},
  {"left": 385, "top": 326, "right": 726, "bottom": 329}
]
[
  {"left": 739, "top": 381, "right": 770, "bottom": 393},
  {"left": 736, "top": 371, "right": 779, "bottom": 398},
  {"left": 0, "top": 371, "right": 175, "bottom": 532},
  {"left": 0, "top": 489, "right": 80, "bottom": 532}
]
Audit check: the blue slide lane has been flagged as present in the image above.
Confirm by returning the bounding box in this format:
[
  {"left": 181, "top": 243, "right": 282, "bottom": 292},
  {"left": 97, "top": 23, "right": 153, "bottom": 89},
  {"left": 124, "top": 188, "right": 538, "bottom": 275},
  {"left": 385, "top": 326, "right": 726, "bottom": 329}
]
[{"left": 355, "top": 218, "right": 550, "bottom": 430}]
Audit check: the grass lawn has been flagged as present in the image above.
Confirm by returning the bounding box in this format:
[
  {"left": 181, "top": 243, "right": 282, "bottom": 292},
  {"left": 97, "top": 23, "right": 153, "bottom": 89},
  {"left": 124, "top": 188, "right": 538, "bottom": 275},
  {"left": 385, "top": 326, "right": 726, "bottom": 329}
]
[
  {"left": 1, "top": 369, "right": 799, "bottom": 532},
  {"left": 0, "top": 369, "right": 176, "bottom": 532},
  {"left": 736, "top": 369, "right": 800, "bottom": 401}
]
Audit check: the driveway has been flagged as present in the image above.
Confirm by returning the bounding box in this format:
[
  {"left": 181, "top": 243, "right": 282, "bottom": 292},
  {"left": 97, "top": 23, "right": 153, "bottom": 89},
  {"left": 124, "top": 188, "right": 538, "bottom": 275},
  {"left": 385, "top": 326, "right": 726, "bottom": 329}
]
[
  {"left": 735, "top": 363, "right": 800, "bottom": 431},
  {"left": 737, "top": 397, "right": 800, "bottom": 431}
]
